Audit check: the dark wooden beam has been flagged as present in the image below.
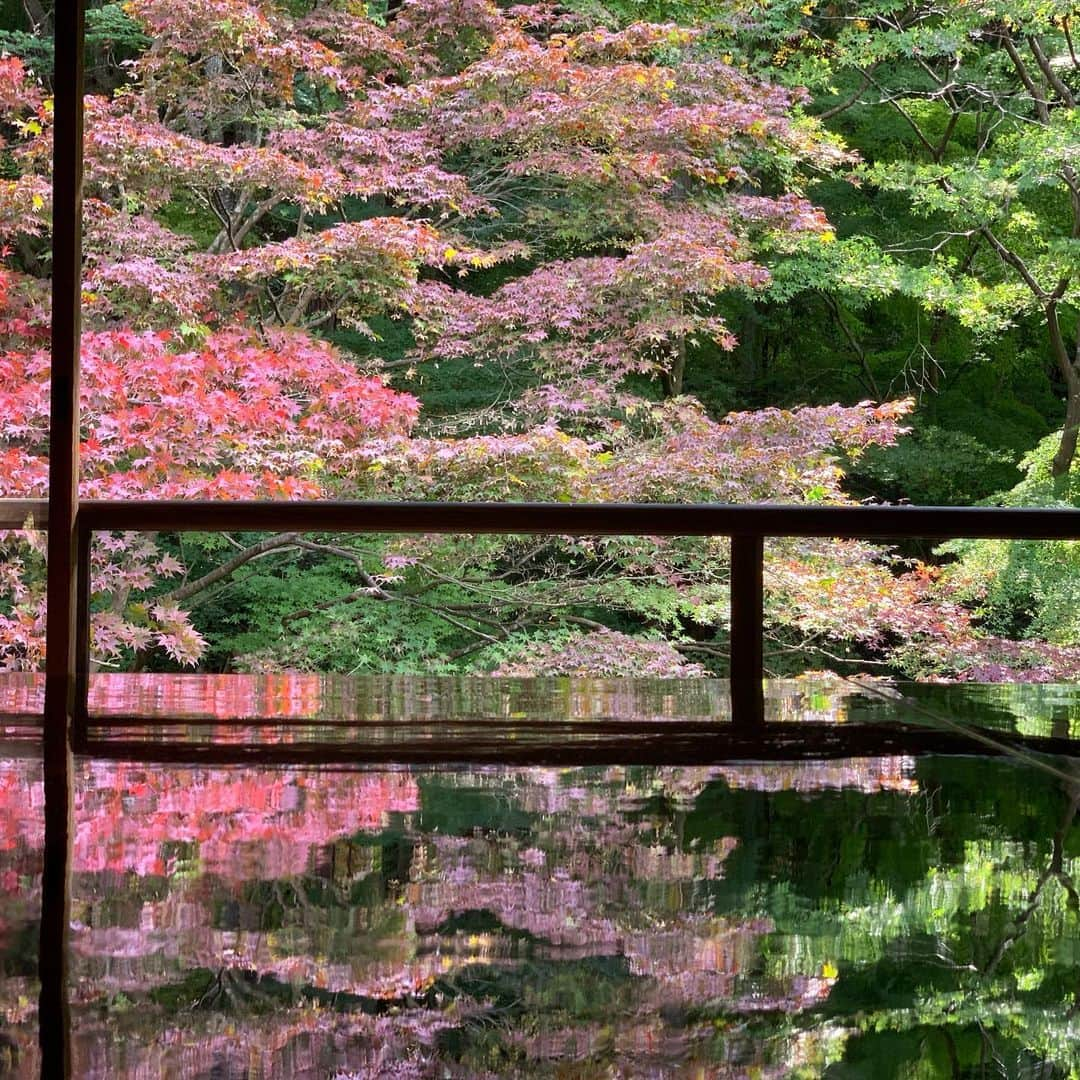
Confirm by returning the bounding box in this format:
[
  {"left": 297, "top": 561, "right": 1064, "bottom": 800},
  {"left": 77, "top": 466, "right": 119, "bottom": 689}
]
[
  {"left": 730, "top": 534, "right": 764, "bottom": 728},
  {"left": 77, "top": 500, "right": 1080, "bottom": 539},
  {"left": 41, "top": 0, "right": 85, "bottom": 1073},
  {"left": 79, "top": 720, "right": 1080, "bottom": 766}
]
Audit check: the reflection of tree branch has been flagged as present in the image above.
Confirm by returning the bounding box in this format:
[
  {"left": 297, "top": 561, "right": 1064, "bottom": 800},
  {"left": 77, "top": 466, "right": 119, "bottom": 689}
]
[
  {"left": 982, "top": 865, "right": 1056, "bottom": 980},
  {"left": 983, "top": 783, "right": 1080, "bottom": 979},
  {"left": 976, "top": 1019, "right": 1008, "bottom": 1076}
]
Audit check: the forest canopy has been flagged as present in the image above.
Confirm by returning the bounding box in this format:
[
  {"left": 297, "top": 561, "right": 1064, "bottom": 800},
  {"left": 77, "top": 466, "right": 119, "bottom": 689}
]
[{"left": 0, "top": 0, "right": 1078, "bottom": 681}]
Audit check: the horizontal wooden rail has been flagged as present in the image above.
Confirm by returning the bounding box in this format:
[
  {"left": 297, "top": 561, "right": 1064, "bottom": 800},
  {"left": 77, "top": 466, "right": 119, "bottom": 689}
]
[
  {"left": 76, "top": 722, "right": 1080, "bottom": 766},
  {"left": 5, "top": 496, "right": 1080, "bottom": 538},
  {"left": 66, "top": 498, "right": 1080, "bottom": 747},
  {"left": 75, "top": 499, "right": 1080, "bottom": 538}
]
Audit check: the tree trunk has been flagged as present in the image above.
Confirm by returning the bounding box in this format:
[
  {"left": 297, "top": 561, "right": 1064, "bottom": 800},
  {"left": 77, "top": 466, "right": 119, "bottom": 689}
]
[
  {"left": 1049, "top": 308, "right": 1080, "bottom": 484},
  {"left": 1052, "top": 387, "right": 1080, "bottom": 484},
  {"left": 738, "top": 306, "right": 761, "bottom": 387},
  {"left": 661, "top": 335, "right": 686, "bottom": 397}
]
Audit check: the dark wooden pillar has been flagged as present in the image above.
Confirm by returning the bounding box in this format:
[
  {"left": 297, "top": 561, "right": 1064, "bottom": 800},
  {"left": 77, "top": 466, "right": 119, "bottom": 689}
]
[
  {"left": 41, "top": 0, "right": 85, "bottom": 1074},
  {"left": 730, "top": 534, "right": 764, "bottom": 728}
]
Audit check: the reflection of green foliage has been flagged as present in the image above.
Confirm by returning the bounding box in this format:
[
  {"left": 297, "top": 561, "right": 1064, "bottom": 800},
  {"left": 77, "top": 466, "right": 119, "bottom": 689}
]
[
  {"left": 61, "top": 740, "right": 1080, "bottom": 1075},
  {"left": 758, "top": 761, "right": 1080, "bottom": 1075},
  {"left": 0, "top": 919, "right": 38, "bottom": 980},
  {"left": 686, "top": 783, "right": 935, "bottom": 904},
  {"left": 435, "top": 958, "right": 639, "bottom": 1072},
  {"left": 419, "top": 780, "right": 535, "bottom": 836}
]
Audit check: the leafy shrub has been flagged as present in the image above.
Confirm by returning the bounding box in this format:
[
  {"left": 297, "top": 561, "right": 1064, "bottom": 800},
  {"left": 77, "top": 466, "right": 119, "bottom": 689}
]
[{"left": 849, "top": 425, "right": 1018, "bottom": 507}]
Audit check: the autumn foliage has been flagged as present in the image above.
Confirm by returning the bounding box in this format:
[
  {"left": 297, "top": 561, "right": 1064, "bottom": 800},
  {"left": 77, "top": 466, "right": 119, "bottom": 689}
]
[{"left": 0, "top": 3, "right": 1067, "bottom": 679}]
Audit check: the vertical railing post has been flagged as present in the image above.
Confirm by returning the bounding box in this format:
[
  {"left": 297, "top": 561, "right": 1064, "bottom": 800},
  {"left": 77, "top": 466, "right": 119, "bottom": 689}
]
[
  {"left": 73, "top": 520, "right": 91, "bottom": 752},
  {"left": 730, "top": 533, "right": 765, "bottom": 728},
  {"left": 41, "top": 0, "right": 86, "bottom": 1073}
]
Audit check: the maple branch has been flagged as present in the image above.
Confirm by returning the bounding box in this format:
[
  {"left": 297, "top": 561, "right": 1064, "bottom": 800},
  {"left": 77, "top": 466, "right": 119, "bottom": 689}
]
[
  {"left": 263, "top": 280, "right": 289, "bottom": 327},
  {"left": 282, "top": 539, "right": 506, "bottom": 642},
  {"left": 167, "top": 532, "right": 301, "bottom": 603},
  {"left": 206, "top": 190, "right": 238, "bottom": 254},
  {"left": 1064, "top": 17, "right": 1080, "bottom": 71},
  {"left": 855, "top": 64, "right": 939, "bottom": 158},
  {"left": 562, "top": 615, "right": 611, "bottom": 632},
  {"left": 816, "top": 69, "right": 875, "bottom": 121},
  {"left": 274, "top": 539, "right": 522, "bottom": 647},
  {"left": 978, "top": 225, "right": 1050, "bottom": 300},
  {"left": 807, "top": 17, "right": 944, "bottom": 157},
  {"left": 283, "top": 581, "right": 505, "bottom": 644},
  {"left": 997, "top": 31, "right": 1052, "bottom": 122},
  {"left": 935, "top": 108, "right": 960, "bottom": 162},
  {"left": 820, "top": 293, "right": 881, "bottom": 399},
  {"left": 1027, "top": 34, "right": 1077, "bottom": 107},
  {"left": 288, "top": 284, "right": 316, "bottom": 326},
  {"left": 305, "top": 303, "right": 344, "bottom": 329},
  {"left": 286, "top": 536, "right": 388, "bottom": 590},
  {"left": 232, "top": 194, "right": 283, "bottom": 249},
  {"left": 886, "top": 228, "right": 977, "bottom": 256}
]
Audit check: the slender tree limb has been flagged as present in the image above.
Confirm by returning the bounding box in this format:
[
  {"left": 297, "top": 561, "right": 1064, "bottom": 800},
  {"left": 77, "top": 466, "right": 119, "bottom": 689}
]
[
  {"left": 167, "top": 532, "right": 301, "bottom": 603},
  {"left": 998, "top": 32, "right": 1052, "bottom": 121},
  {"left": 821, "top": 292, "right": 881, "bottom": 399},
  {"left": 1063, "top": 17, "right": 1080, "bottom": 71},
  {"left": 817, "top": 70, "right": 875, "bottom": 121},
  {"left": 978, "top": 226, "right": 1050, "bottom": 300},
  {"left": 1027, "top": 34, "right": 1076, "bottom": 106},
  {"left": 232, "top": 194, "right": 283, "bottom": 249}
]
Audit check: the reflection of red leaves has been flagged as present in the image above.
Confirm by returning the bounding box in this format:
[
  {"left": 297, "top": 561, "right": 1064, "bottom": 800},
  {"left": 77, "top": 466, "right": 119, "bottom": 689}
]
[
  {"left": 69, "top": 762, "right": 420, "bottom": 879},
  {"left": 0, "top": 747, "right": 421, "bottom": 883}
]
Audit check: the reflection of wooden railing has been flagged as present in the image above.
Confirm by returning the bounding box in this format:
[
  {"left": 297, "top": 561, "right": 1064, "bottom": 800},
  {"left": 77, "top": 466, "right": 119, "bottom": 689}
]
[{"left": 23, "top": 497, "right": 1069, "bottom": 739}]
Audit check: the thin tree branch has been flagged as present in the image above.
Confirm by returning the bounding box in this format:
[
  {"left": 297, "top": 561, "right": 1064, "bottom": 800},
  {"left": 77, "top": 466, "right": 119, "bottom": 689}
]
[
  {"left": 167, "top": 532, "right": 301, "bottom": 603},
  {"left": 1027, "top": 33, "right": 1076, "bottom": 106}
]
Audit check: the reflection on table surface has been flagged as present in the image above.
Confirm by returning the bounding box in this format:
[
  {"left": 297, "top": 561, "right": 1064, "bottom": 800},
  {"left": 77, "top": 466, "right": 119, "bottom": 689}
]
[{"left": 1, "top": 675, "right": 1079, "bottom": 1076}]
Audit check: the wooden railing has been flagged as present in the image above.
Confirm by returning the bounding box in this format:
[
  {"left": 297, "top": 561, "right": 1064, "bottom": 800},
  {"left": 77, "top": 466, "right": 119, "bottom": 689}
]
[
  {"left": 0, "top": 500, "right": 49, "bottom": 528},
  {"left": 6, "top": 497, "right": 1079, "bottom": 740}
]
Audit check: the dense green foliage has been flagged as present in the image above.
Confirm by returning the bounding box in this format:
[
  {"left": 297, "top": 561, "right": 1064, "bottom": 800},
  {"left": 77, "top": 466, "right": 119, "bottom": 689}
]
[{"left": 566, "top": 0, "right": 1080, "bottom": 659}]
